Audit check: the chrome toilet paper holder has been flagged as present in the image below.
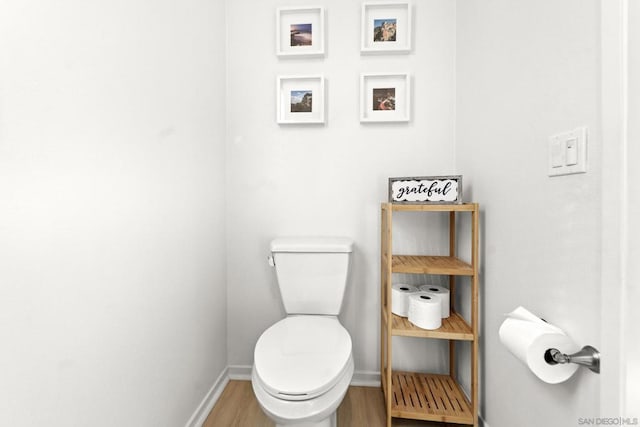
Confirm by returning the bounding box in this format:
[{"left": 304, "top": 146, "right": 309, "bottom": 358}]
[{"left": 544, "top": 345, "right": 600, "bottom": 374}]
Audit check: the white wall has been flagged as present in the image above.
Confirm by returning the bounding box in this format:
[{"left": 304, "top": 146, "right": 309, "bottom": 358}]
[
  {"left": 626, "top": 0, "right": 640, "bottom": 412},
  {"left": 0, "top": 1, "right": 227, "bottom": 426},
  {"left": 456, "top": 1, "right": 602, "bottom": 426},
  {"left": 225, "top": 0, "right": 456, "bottom": 375},
  {"left": 2, "top": 0, "right": 628, "bottom": 425}
]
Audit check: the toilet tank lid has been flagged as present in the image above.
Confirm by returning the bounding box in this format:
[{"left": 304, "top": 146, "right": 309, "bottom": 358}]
[{"left": 270, "top": 237, "right": 354, "bottom": 253}]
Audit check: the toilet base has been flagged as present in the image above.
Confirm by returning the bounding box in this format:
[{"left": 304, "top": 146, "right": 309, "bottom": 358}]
[
  {"left": 252, "top": 356, "right": 353, "bottom": 427},
  {"left": 276, "top": 411, "right": 336, "bottom": 427}
]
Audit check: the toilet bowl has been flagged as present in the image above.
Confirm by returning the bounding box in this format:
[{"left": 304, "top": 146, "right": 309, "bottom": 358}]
[
  {"left": 251, "top": 237, "right": 354, "bottom": 427},
  {"left": 252, "top": 316, "right": 353, "bottom": 427}
]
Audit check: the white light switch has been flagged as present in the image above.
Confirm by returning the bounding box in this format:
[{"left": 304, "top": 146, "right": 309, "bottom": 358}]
[
  {"left": 548, "top": 127, "right": 587, "bottom": 177},
  {"left": 566, "top": 137, "right": 578, "bottom": 165},
  {"left": 550, "top": 137, "right": 565, "bottom": 168}
]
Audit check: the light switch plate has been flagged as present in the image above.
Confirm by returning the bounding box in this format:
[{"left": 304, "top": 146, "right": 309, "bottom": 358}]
[{"left": 548, "top": 127, "right": 588, "bottom": 177}]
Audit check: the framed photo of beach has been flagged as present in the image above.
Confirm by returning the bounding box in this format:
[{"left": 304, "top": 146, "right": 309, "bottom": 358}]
[
  {"left": 276, "top": 7, "right": 325, "bottom": 57},
  {"left": 277, "top": 76, "right": 325, "bottom": 124},
  {"left": 360, "top": 73, "right": 410, "bottom": 122},
  {"left": 361, "top": 2, "right": 411, "bottom": 53}
]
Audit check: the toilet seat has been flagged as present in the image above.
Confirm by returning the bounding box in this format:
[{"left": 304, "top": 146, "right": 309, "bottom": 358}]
[{"left": 253, "top": 316, "right": 352, "bottom": 401}]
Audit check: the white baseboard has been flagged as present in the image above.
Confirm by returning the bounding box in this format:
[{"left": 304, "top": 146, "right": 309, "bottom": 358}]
[
  {"left": 184, "top": 367, "right": 230, "bottom": 427},
  {"left": 227, "top": 365, "right": 381, "bottom": 387},
  {"left": 350, "top": 370, "right": 381, "bottom": 387},
  {"left": 227, "top": 364, "right": 252, "bottom": 380}
]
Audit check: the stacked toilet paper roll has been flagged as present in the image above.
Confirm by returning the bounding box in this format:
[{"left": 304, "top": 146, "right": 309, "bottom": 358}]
[
  {"left": 418, "top": 285, "right": 450, "bottom": 318},
  {"left": 407, "top": 292, "right": 442, "bottom": 330},
  {"left": 499, "top": 306, "right": 580, "bottom": 384},
  {"left": 391, "top": 284, "right": 418, "bottom": 317}
]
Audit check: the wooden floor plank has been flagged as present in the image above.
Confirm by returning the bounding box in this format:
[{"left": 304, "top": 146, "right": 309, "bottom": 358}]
[
  {"left": 204, "top": 380, "right": 461, "bottom": 427},
  {"left": 338, "top": 385, "right": 387, "bottom": 427},
  {"left": 203, "top": 380, "right": 272, "bottom": 427}
]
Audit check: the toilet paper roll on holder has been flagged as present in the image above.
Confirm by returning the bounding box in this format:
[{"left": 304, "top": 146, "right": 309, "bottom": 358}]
[{"left": 544, "top": 345, "right": 600, "bottom": 374}]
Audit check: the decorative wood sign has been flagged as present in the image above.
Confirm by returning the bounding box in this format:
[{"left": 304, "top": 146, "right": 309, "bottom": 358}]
[{"left": 389, "top": 175, "right": 463, "bottom": 204}]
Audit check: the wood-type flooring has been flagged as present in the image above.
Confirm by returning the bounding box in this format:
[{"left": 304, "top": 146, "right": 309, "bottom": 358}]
[{"left": 204, "top": 380, "right": 458, "bottom": 427}]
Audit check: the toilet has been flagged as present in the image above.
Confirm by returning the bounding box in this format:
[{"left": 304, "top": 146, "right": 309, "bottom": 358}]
[{"left": 251, "top": 237, "right": 354, "bottom": 427}]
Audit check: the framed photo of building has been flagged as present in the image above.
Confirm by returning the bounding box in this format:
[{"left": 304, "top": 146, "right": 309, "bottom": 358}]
[
  {"left": 361, "top": 2, "right": 411, "bottom": 53},
  {"left": 360, "top": 73, "right": 410, "bottom": 122},
  {"left": 277, "top": 76, "right": 325, "bottom": 124},
  {"left": 276, "top": 7, "right": 325, "bottom": 57}
]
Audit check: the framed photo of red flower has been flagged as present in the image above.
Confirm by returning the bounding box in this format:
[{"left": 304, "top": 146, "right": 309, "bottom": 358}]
[{"left": 360, "top": 73, "right": 410, "bottom": 122}]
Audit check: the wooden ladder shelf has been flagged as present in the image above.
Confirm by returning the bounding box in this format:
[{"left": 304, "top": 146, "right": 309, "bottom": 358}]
[{"left": 380, "top": 202, "right": 479, "bottom": 427}]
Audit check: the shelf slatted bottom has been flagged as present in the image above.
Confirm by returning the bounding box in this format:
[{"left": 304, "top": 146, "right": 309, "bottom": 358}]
[{"left": 391, "top": 371, "right": 473, "bottom": 425}]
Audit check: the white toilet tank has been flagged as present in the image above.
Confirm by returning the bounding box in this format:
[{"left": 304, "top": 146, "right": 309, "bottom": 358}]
[{"left": 270, "top": 237, "right": 353, "bottom": 315}]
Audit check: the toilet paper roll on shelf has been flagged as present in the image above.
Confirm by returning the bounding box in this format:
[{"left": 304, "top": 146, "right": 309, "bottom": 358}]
[
  {"left": 418, "top": 284, "right": 450, "bottom": 318},
  {"left": 408, "top": 292, "right": 442, "bottom": 330},
  {"left": 391, "top": 283, "right": 418, "bottom": 317},
  {"left": 499, "top": 306, "right": 580, "bottom": 384}
]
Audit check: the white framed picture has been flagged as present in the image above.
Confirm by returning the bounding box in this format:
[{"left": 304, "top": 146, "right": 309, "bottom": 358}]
[
  {"left": 276, "top": 7, "right": 325, "bottom": 57},
  {"left": 361, "top": 2, "right": 412, "bottom": 54},
  {"left": 360, "top": 73, "right": 410, "bottom": 122},
  {"left": 277, "top": 75, "right": 325, "bottom": 124}
]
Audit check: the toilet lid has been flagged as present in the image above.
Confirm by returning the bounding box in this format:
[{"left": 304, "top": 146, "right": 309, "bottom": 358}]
[{"left": 254, "top": 316, "right": 352, "bottom": 401}]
